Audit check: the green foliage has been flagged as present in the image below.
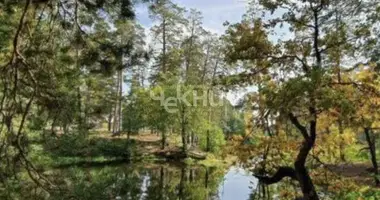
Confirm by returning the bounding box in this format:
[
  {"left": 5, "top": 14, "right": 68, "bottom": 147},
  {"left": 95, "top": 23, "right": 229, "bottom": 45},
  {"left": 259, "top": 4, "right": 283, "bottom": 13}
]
[
  {"left": 220, "top": 102, "right": 245, "bottom": 136},
  {"left": 122, "top": 89, "right": 148, "bottom": 133},
  {"left": 2, "top": 0, "right": 380, "bottom": 199},
  {"left": 195, "top": 121, "right": 226, "bottom": 153},
  {"left": 335, "top": 188, "right": 380, "bottom": 200},
  {"left": 44, "top": 134, "right": 134, "bottom": 159}
]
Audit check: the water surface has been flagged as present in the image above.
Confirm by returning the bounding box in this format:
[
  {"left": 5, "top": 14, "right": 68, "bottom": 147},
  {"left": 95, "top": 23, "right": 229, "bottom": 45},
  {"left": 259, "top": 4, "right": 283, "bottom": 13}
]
[
  {"left": 218, "top": 167, "right": 258, "bottom": 200},
  {"left": 45, "top": 162, "right": 259, "bottom": 200}
]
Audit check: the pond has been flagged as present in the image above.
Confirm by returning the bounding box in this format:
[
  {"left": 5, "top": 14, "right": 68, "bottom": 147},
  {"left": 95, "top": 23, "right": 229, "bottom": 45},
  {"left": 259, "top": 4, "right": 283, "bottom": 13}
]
[
  {"left": 31, "top": 162, "right": 260, "bottom": 200},
  {"left": 218, "top": 167, "right": 258, "bottom": 200}
]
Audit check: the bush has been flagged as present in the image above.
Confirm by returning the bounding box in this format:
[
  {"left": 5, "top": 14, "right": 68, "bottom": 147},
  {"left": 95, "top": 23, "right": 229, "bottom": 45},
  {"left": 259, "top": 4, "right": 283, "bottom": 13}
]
[
  {"left": 94, "top": 139, "right": 134, "bottom": 158},
  {"left": 45, "top": 133, "right": 88, "bottom": 156}
]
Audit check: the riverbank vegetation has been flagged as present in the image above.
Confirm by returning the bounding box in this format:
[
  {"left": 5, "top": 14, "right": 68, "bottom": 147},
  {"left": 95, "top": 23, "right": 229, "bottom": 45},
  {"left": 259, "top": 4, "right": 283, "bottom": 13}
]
[{"left": 1, "top": 0, "right": 380, "bottom": 199}]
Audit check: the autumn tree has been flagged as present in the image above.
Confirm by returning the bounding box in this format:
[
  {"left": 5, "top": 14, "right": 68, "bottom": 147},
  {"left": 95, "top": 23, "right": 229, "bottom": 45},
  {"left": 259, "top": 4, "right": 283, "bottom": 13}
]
[{"left": 223, "top": 0, "right": 378, "bottom": 199}]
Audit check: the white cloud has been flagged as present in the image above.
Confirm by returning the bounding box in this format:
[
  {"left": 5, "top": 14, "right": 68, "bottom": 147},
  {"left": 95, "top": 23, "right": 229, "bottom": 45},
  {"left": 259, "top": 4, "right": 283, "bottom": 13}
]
[{"left": 135, "top": 0, "right": 247, "bottom": 35}]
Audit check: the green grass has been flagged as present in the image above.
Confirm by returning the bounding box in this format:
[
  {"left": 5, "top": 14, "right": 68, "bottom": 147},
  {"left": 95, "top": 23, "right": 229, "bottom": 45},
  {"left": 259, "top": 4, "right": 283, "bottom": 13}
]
[
  {"left": 345, "top": 143, "right": 370, "bottom": 163},
  {"left": 198, "top": 153, "right": 237, "bottom": 167}
]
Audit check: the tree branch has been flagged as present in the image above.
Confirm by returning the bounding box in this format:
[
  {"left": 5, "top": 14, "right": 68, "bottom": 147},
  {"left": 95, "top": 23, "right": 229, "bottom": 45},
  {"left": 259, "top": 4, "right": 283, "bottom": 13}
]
[
  {"left": 9, "top": 0, "right": 31, "bottom": 66},
  {"left": 312, "top": 9, "right": 321, "bottom": 68},
  {"left": 267, "top": 55, "right": 310, "bottom": 74},
  {"left": 255, "top": 166, "right": 297, "bottom": 184},
  {"left": 288, "top": 112, "right": 310, "bottom": 140}
]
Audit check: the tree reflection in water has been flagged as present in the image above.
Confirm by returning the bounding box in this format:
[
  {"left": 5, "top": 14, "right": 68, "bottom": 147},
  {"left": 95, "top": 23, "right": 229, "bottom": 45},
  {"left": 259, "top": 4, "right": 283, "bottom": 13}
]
[
  {"left": 46, "top": 163, "right": 225, "bottom": 200},
  {"left": 7, "top": 163, "right": 297, "bottom": 200}
]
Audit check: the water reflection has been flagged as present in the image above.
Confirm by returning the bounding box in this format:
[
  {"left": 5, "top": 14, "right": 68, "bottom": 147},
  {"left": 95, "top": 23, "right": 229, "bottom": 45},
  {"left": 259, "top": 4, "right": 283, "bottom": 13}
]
[
  {"left": 45, "top": 163, "right": 214, "bottom": 200},
  {"left": 11, "top": 163, "right": 279, "bottom": 200},
  {"left": 44, "top": 163, "right": 260, "bottom": 200},
  {"left": 218, "top": 167, "right": 257, "bottom": 200}
]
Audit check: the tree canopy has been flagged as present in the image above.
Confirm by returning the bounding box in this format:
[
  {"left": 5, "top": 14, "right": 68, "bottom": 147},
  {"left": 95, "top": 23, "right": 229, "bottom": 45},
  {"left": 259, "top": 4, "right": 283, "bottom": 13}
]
[{"left": 1, "top": 0, "right": 380, "bottom": 199}]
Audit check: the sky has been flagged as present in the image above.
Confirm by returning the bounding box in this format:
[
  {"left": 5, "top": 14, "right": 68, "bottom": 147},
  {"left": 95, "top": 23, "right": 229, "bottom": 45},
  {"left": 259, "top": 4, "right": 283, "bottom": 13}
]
[
  {"left": 133, "top": 0, "right": 254, "bottom": 104},
  {"left": 135, "top": 0, "right": 248, "bottom": 34}
]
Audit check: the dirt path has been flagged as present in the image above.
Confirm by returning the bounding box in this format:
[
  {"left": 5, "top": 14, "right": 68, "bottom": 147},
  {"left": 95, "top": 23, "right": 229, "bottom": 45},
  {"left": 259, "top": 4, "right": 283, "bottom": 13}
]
[{"left": 326, "top": 162, "right": 377, "bottom": 186}]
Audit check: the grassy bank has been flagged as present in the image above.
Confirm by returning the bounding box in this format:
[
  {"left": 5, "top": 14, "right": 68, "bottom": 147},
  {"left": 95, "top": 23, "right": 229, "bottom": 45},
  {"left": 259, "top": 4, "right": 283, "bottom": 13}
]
[{"left": 29, "top": 131, "right": 233, "bottom": 169}]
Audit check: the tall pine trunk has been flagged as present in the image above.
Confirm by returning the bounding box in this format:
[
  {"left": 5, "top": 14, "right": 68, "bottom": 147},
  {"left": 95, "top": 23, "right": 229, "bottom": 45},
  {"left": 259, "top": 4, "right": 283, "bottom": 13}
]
[
  {"left": 112, "top": 69, "right": 123, "bottom": 134},
  {"left": 118, "top": 69, "right": 123, "bottom": 132},
  {"left": 162, "top": 18, "right": 166, "bottom": 74},
  {"left": 180, "top": 104, "right": 187, "bottom": 154},
  {"left": 112, "top": 71, "right": 119, "bottom": 134}
]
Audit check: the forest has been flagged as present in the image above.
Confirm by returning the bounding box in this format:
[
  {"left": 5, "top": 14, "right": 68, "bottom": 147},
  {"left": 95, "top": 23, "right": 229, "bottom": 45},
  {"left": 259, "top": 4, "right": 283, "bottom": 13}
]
[{"left": 1, "top": 0, "right": 380, "bottom": 199}]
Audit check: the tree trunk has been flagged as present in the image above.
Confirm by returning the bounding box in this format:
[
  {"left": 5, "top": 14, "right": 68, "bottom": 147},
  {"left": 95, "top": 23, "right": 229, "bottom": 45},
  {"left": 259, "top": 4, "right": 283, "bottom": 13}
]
[
  {"left": 118, "top": 69, "right": 123, "bottom": 132},
  {"left": 206, "top": 130, "right": 210, "bottom": 152},
  {"left": 112, "top": 69, "right": 123, "bottom": 134},
  {"left": 51, "top": 114, "right": 58, "bottom": 136},
  {"left": 181, "top": 124, "right": 187, "bottom": 153},
  {"left": 257, "top": 113, "right": 320, "bottom": 200},
  {"left": 189, "top": 169, "right": 194, "bottom": 182},
  {"left": 338, "top": 120, "right": 346, "bottom": 162},
  {"left": 364, "top": 127, "right": 380, "bottom": 185},
  {"left": 112, "top": 72, "right": 119, "bottom": 134},
  {"left": 108, "top": 113, "right": 112, "bottom": 132},
  {"left": 201, "top": 44, "right": 210, "bottom": 84},
  {"left": 63, "top": 123, "right": 69, "bottom": 135},
  {"left": 294, "top": 140, "right": 319, "bottom": 200},
  {"left": 161, "top": 130, "right": 166, "bottom": 150},
  {"left": 162, "top": 18, "right": 166, "bottom": 74},
  {"left": 204, "top": 167, "right": 209, "bottom": 188},
  {"left": 160, "top": 166, "right": 164, "bottom": 200},
  {"left": 178, "top": 167, "right": 186, "bottom": 200},
  {"left": 206, "top": 88, "right": 212, "bottom": 152},
  {"left": 77, "top": 87, "right": 82, "bottom": 129},
  {"left": 127, "top": 130, "right": 131, "bottom": 141},
  {"left": 180, "top": 105, "right": 187, "bottom": 154},
  {"left": 191, "top": 131, "right": 195, "bottom": 146},
  {"left": 293, "top": 109, "right": 319, "bottom": 200},
  {"left": 84, "top": 83, "right": 90, "bottom": 131},
  {"left": 187, "top": 133, "right": 191, "bottom": 145}
]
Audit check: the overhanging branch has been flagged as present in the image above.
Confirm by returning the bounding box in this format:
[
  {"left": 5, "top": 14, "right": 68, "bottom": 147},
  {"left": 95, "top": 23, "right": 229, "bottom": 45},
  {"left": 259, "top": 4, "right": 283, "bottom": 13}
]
[{"left": 255, "top": 166, "right": 297, "bottom": 184}]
